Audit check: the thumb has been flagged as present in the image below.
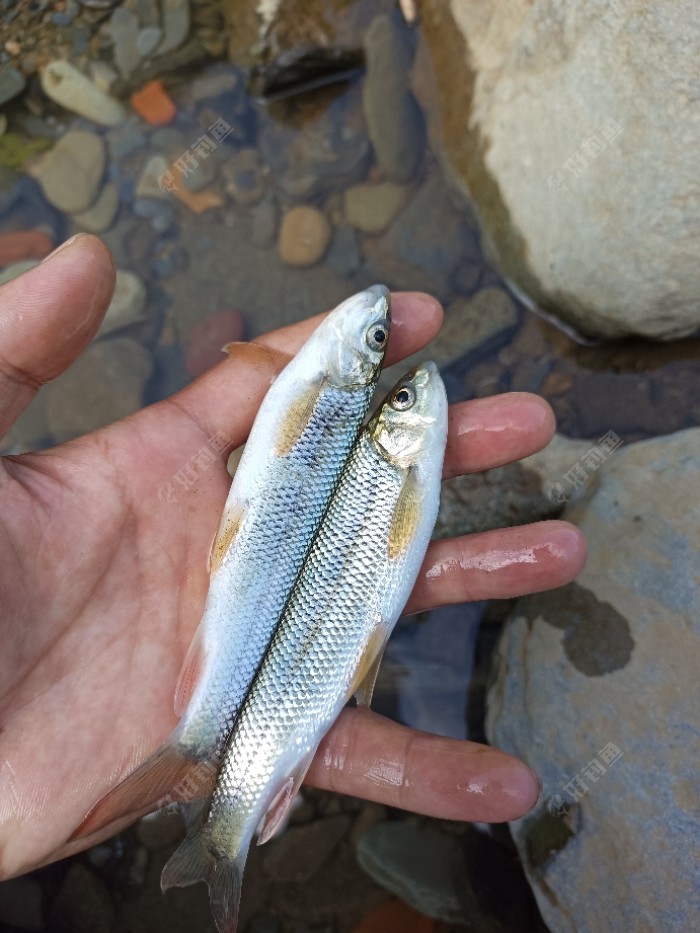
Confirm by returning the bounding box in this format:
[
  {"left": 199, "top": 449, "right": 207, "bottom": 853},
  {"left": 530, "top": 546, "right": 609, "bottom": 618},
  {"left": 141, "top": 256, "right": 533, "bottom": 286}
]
[{"left": 0, "top": 234, "right": 115, "bottom": 442}]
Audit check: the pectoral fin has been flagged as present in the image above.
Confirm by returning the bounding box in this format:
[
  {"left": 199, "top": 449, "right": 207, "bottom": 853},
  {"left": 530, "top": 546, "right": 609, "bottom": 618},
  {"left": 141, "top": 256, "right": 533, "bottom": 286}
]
[
  {"left": 388, "top": 468, "right": 421, "bottom": 559},
  {"left": 208, "top": 501, "right": 245, "bottom": 575},
  {"left": 275, "top": 378, "right": 326, "bottom": 457},
  {"left": 256, "top": 750, "right": 316, "bottom": 846},
  {"left": 350, "top": 626, "right": 389, "bottom": 709}
]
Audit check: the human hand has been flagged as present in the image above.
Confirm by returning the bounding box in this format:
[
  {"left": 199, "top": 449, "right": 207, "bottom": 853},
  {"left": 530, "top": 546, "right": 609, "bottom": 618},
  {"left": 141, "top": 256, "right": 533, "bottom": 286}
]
[{"left": 0, "top": 234, "right": 585, "bottom": 879}]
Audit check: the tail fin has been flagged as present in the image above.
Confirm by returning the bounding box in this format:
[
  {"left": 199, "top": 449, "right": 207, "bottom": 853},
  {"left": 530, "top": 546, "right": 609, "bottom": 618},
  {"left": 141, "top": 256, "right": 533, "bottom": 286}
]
[
  {"left": 69, "top": 734, "right": 216, "bottom": 841},
  {"left": 162, "top": 825, "right": 247, "bottom": 933}
]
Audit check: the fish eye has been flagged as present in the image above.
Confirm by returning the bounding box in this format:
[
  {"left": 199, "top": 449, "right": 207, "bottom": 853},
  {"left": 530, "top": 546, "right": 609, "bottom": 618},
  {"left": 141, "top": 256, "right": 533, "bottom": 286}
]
[
  {"left": 391, "top": 385, "right": 416, "bottom": 411},
  {"left": 366, "top": 323, "right": 388, "bottom": 351}
]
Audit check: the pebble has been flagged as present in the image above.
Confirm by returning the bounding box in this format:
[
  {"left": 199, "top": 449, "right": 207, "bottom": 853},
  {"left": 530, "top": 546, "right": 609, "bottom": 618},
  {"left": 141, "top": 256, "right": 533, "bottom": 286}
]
[
  {"left": 137, "top": 25, "right": 162, "bottom": 58},
  {"left": 221, "top": 146, "right": 265, "bottom": 205},
  {"left": 0, "top": 229, "right": 54, "bottom": 266},
  {"left": 40, "top": 60, "right": 126, "bottom": 126},
  {"left": 190, "top": 69, "right": 237, "bottom": 102},
  {"left": 33, "top": 130, "right": 106, "bottom": 213},
  {"left": 278, "top": 205, "right": 331, "bottom": 267},
  {"left": 157, "top": 0, "right": 191, "bottom": 56},
  {"left": 185, "top": 309, "right": 245, "bottom": 376},
  {"left": 136, "top": 154, "right": 171, "bottom": 199},
  {"left": 110, "top": 7, "right": 141, "bottom": 80},
  {"left": 48, "top": 863, "right": 115, "bottom": 933},
  {"left": 0, "top": 64, "right": 26, "bottom": 106},
  {"left": 71, "top": 181, "right": 119, "bottom": 232},
  {"left": 343, "top": 181, "right": 410, "bottom": 234},
  {"left": 137, "top": 0, "right": 159, "bottom": 27},
  {"left": 89, "top": 60, "right": 118, "bottom": 94},
  {"left": 429, "top": 288, "right": 519, "bottom": 367},
  {"left": 130, "top": 79, "right": 176, "bottom": 125},
  {"left": 362, "top": 13, "right": 425, "bottom": 183},
  {"left": 46, "top": 337, "right": 153, "bottom": 442},
  {"left": 251, "top": 194, "right": 278, "bottom": 247},
  {"left": 0, "top": 875, "right": 44, "bottom": 931},
  {"left": 326, "top": 222, "right": 362, "bottom": 276},
  {"left": 100, "top": 269, "right": 147, "bottom": 334},
  {"left": 262, "top": 815, "right": 351, "bottom": 882},
  {"left": 106, "top": 117, "right": 147, "bottom": 160},
  {"left": 183, "top": 150, "right": 218, "bottom": 192}
]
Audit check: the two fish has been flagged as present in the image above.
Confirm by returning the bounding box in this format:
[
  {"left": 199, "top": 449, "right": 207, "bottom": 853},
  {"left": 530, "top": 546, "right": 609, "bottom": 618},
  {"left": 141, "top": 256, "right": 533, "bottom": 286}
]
[{"left": 73, "top": 286, "right": 448, "bottom": 932}]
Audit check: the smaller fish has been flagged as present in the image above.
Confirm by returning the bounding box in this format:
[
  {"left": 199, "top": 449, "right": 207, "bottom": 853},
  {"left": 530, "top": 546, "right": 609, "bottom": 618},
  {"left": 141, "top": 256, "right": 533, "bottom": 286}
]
[{"left": 161, "top": 362, "right": 448, "bottom": 933}]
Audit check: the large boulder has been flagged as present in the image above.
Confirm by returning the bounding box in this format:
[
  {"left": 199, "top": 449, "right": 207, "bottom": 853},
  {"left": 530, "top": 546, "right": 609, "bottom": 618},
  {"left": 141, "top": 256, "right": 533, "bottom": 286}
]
[
  {"left": 486, "top": 429, "right": 700, "bottom": 931},
  {"left": 419, "top": 0, "right": 700, "bottom": 340}
]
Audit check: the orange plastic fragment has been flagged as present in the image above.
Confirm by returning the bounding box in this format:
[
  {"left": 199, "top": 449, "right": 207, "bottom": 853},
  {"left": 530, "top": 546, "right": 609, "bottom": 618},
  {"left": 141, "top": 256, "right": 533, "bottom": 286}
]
[{"left": 130, "top": 80, "right": 176, "bottom": 126}]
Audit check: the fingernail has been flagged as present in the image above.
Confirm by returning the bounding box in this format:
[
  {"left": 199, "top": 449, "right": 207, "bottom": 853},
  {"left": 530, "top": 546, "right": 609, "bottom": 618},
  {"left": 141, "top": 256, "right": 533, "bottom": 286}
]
[{"left": 40, "top": 233, "right": 85, "bottom": 263}]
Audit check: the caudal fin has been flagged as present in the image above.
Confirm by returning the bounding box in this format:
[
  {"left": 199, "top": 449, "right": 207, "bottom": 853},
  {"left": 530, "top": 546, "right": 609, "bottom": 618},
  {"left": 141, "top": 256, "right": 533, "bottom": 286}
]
[
  {"left": 162, "top": 826, "right": 247, "bottom": 933},
  {"left": 69, "top": 736, "right": 217, "bottom": 841}
]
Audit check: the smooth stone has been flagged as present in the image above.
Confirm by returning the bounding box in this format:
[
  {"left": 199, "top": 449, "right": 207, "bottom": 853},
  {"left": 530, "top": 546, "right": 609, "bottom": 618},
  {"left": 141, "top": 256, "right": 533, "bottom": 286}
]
[
  {"left": 40, "top": 61, "right": 126, "bottom": 126},
  {"left": 89, "top": 60, "right": 118, "bottom": 94},
  {"left": 137, "top": 0, "right": 159, "bottom": 27},
  {"left": 156, "top": 0, "right": 191, "bottom": 56},
  {"left": 362, "top": 13, "right": 424, "bottom": 183},
  {"left": 0, "top": 64, "right": 26, "bottom": 106},
  {"left": 46, "top": 337, "right": 153, "bottom": 442},
  {"left": 185, "top": 309, "right": 245, "bottom": 376},
  {"left": 0, "top": 259, "right": 40, "bottom": 286},
  {"left": 110, "top": 8, "right": 141, "bottom": 79},
  {"left": 34, "top": 130, "right": 106, "bottom": 213},
  {"left": 0, "top": 875, "right": 43, "bottom": 930},
  {"left": 71, "top": 181, "right": 119, "bottom": 232},
  {"left": 429, "top": 287, "right": 519, "bottom": 367},
  {"left": 190, "top": 69, "right": 238, "bottom": 102},
  {"left": 262, "top": 815, "right": 350, "bottom": 882},
  {"left": 325, "top": 222, "right": 362, "bottom": 277},
  {"left": 136, "top": 154, "right": 171, "bottom": 199},
  {"left": 183, "top": 149, "right": 218, "bottom": 192},
  {"left": 357, "top": 821, "right": 466, "bottom": 923},
  {"left": 487, "top": 428, "right": 700, "bottom": 932},
  {"left": 221, "top": 146, "right": 264, "bottom": 205},
  {"left": 106, "top": 117, "right": 147, "bottom": 159},
  {"left": 278, "top": 205, "right": 331, "bottom": 267},
  {"left": 48, "top": 863, "right": 115, "bottom": 933},
  {"left": 343, "top": 181, "right": 410, "bottom": 234},
  {"left": 100, "top": 269, "right": 147, "bottom": 334},
  {"left": 251, "top": 195, "right": 278, "bottom": 248},
  {"left": 420, "top": 0, "right": 700, "bottom": 339},
  {"left": 137, "top": 25, "right": 162, "bottom": 57}
]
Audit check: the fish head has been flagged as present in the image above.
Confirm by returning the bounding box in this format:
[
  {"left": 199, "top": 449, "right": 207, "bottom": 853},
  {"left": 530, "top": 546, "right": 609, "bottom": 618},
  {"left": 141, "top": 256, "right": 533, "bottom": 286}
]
[
  {"left": 319, "top": 285, "right": 391, "bottom": 387},
  {"left": 369, "top": 361, "right": 448, "bottom": 469}
]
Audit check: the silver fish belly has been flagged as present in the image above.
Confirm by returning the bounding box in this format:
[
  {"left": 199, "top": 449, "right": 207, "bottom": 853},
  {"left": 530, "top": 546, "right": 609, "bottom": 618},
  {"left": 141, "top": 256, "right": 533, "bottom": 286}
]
[
  {"left": 72, "top": 286, "right": 391, "bottom": 837},
  {"left": 161, "top": 362, "right": 448, "bottom": 933}
]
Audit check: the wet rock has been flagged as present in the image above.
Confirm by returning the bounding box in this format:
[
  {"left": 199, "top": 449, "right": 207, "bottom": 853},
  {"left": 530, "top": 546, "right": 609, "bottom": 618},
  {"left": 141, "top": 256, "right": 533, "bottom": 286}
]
[
  {"left": 157, "top": 0, "right": 191, "bottom": 56},
  {"left": 183, "top": 150, "right": 218, "bottom": 192},
  {"left": 362, "top": 13, "right": 425, "bottom": 183},
  {"left": 259, "top": 88, "right": 370, "bottom": 200},
  {"left": 40, "top": 61, "right": 126, "bottom": 126},
  {"left": 33, "top": 130, "right": 106, "bottom": 213},
  {"left": 278, "top": 205, "right": 331, "bottom": 267},
  {"left": 100, "top": 269, "right": 147, "bottom": 334},
  {"left": 72, "top": 181, "right": 119, "bottom": 232},
  {"left": 49, "top": 863, "right": 115, "bottom": 933},
  {"left": 487, "top": 429, "right": 700, "bottom": 932},
  {"left": 357, "top": 821, "right": 466, "bottom": 922},
  {"left": 137, "top": 808, "right": 185, "bottom": 848},
  {"left": 0, "top": 875, "right": 43, "bottom": 930},
  {"left": 262, "top": 815, "right": 350, "bottom": 883},
  {"left": 222, "top": 147, "right": 265, "bottom": 205},
  {"left": 137, "top": 25, "right": 163, "bottom": 57},
  {"left": 185, "top": 308, "right": 245, "bottom": 376},
  {"left": 251, "top": 194, "right": 278, "bottom": 247},
  {"left": 190, "top": 68, "right": 238, "bottom": 102},
  {"left": 0, "top": 64, "right": 26, "bottom": 106},
  {"left": 106, "top": 117, "right": 147, "bottom": 160},
  {"left": 344, "top": 181, "right": 410, "bottom": 234},
  {"left": 325, "top": 222, "right": 362, "bottom": 277},
  {"left": 421, "top": 0, "right": 700, "bottom": 339},
  {"left": 136, "top": 154, "right": 171, "bottom": 199},
  {"left": 0, "top": 229, "right": 53, "bottom": 266},
  {"left": 430, "top": 287, "right": 519, "bottom": 367},
  {"left": 46, "top": 337, "right": 153, "bottom": 441},
  {"left": 111, "top": 7, "right": 141, "bottom": 79}
]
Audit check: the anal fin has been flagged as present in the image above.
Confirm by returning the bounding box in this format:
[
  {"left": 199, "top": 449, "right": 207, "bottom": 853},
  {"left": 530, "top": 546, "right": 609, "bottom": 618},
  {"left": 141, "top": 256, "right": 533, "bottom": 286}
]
[{"left": 256, "top": 750, "right": 316, "bottom": 846}]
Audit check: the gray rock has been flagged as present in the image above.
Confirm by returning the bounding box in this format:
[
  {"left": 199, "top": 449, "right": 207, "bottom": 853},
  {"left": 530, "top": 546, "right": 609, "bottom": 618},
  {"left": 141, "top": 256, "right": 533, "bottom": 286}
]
[
  {"left": 136, "top": 154, "right": 172, "bottom": 199},
  {"left": 100, "top": 269, "right": 147, "bottom": 334},
  {"left": 421, "top": 0, "right": 700, "bottom": 339},
  {"left": 0, "top": 65, "right": 26, "bottom": 106},
  {"left": 430, "top": 287, "right": 519, "bottom": 367},
  {"left": 357, "top": 821, "right": 466, "bottom": 922},
  {"left": 46, "top": 337, "right": 153, "bottom": 442},
  {"left": 487, "top": 428, "right": 700, "bottom": 932},
  {"left": 71, "top": 181, "right": 119, "bottom": 232},
  {"left": 137, "top": 0, "right": 160, "bottom": 27},
  {"left": 0, "top": 875, "right": 43, "bottom": 930},
  {"left": 40, "top": 60, "right": 126, "bottom": 126},
  {"left": 49, "top": 863, "right": 115, "bottom": 933},
  {"left": 343, "top": 181, "right": 410, "bottom": 234},
  {"left": 221, "top": 147, "right": 265, "bottom": 205},
  {"left": 325, "top": 222, "right": 362, "bottom": 277},
  {"left": 111, "top": 7, "right": 141, "bottom": 79},
  {"left": 362, "top": 14, "right": 425, "bottom": 183},
  {"left": 262, "top": 815, "right": 350, "bottom": 882},
  {"left": 190, "top": 69, "right": 238, "bottom": 102},
  {"left": 34, "top": 130, "right": 106, "bottom": 213},
  {"left": 157, "top": 0, "right": 191, "bottom": 56},
  {"left": 183, "top": 148, "right": 218, "bottom": 192},
  {"left": 137, "top": 25, "right": 163, "bottom": 58},
  {"left": 106, "top": 117, "right": 147, "bottom": 160}
]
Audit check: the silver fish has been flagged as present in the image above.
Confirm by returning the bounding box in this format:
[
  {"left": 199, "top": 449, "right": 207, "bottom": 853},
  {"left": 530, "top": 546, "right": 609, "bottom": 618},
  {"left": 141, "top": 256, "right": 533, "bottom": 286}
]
[
  {"left": 161, "top": 362, "right": 448, "bottom": 933},
  {"left": 73, "top": 286, "right": 391, "bottom": 837}
]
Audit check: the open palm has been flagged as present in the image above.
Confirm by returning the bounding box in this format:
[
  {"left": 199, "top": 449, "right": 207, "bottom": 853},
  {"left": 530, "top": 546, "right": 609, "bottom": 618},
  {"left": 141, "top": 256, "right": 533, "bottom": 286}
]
[{"left": 0, "top": 235, "right": 585, "bottom": 880}]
